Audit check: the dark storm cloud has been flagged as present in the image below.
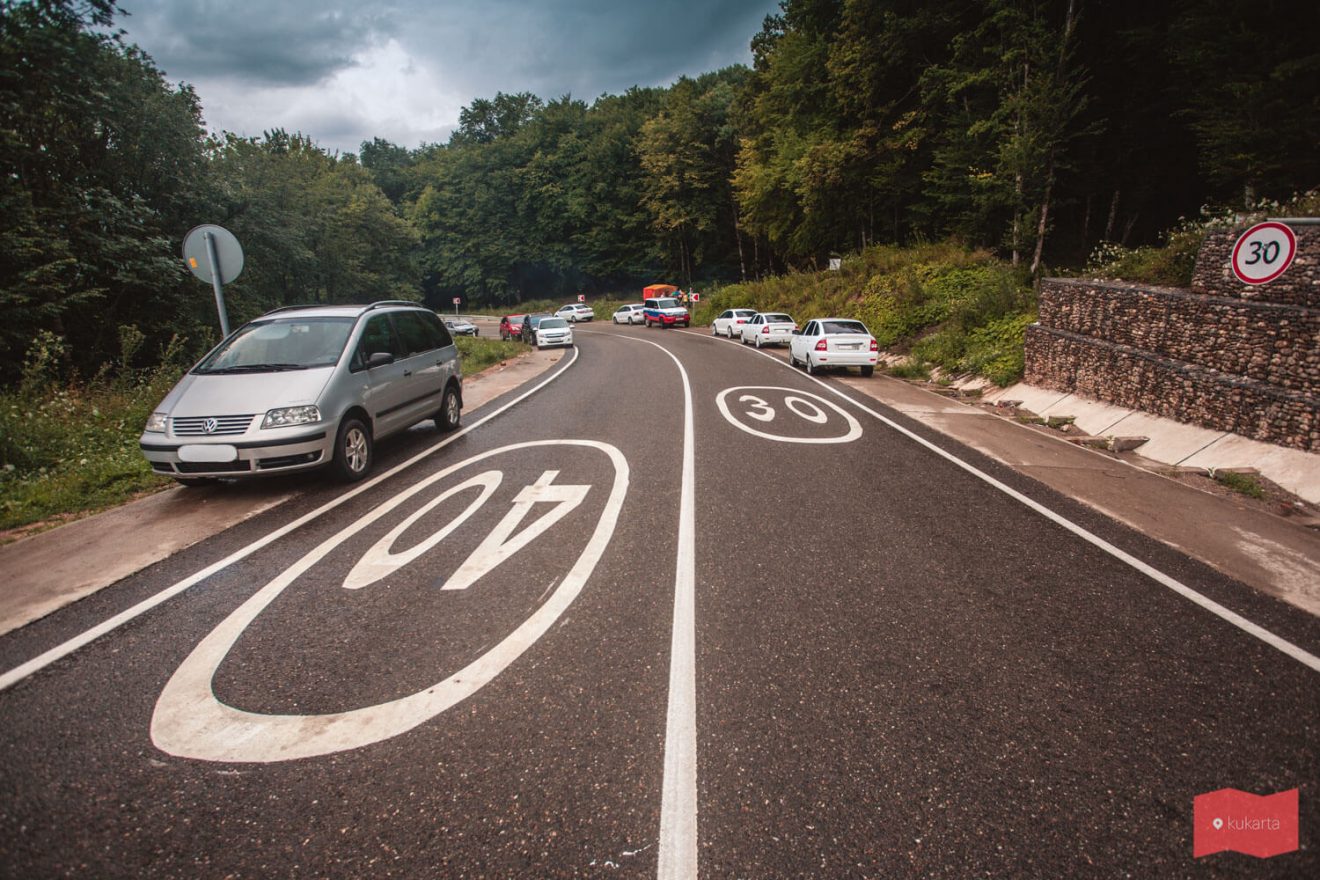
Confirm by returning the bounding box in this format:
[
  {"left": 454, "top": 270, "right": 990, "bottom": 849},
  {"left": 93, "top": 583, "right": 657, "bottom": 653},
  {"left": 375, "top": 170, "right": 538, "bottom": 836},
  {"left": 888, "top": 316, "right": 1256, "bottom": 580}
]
[
  {"left": 400, "top": 0, "right": 776, "bottom": 99},
  {"left": 114, "top": 0, "right": 780, "bottom": 152},
  {"left": 119, "top": 0, "right": 398, "bottom": 85}
]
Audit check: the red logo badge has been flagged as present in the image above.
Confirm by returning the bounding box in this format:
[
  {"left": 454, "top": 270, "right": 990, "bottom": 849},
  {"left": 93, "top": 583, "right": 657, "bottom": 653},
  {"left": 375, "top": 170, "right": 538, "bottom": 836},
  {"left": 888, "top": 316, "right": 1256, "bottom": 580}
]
[{"left": 1193, "top": 788, "right": 1299, "bottom": 858}]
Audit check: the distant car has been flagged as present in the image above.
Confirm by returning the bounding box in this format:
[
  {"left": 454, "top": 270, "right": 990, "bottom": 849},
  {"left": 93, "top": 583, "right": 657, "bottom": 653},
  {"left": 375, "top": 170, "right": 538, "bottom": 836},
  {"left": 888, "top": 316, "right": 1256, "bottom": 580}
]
[
  {"left": 534, "top": 316, "right": 574, "bottom": 349},
  {"left": 788, "top": 318, "right": 879, "bottom": 376},
  {"left": 738, "top": 312, "right": 796, "bottom": 348},
  {"left": 613, "top": 304, "right": 645, "bottom": 324},
  {"left": 444, "top": 316, "right": 478, "bottom": 336},
  {"left": 643, "top": 297, "right": 690, "bottom": 328},
  {"left": 499, "top": 314, "right": 526, "bottom": 340},
  {"left": 139, "top": 301, "right": 463, "bottom": 486},
  {"left": 556, "top": 303, "right": 595, "bottom": 323},
  {"left": 712, "top": 308, "right": 756, "bottom": 338},
  {"left": 519, "top": 313, "right": 552, "bottom": 344}
]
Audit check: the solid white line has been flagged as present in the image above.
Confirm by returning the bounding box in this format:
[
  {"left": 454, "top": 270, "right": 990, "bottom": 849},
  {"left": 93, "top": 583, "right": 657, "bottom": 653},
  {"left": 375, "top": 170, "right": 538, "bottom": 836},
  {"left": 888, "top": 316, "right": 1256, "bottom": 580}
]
[
  {"left": 0, "top": 347, "right": 581, "bottom": 692},
  {"left": 602, "top": 332, "right": 699, "bottom": 879},
  {"left": 704, "top": 335, "right": 1320, "bottom": 674}
]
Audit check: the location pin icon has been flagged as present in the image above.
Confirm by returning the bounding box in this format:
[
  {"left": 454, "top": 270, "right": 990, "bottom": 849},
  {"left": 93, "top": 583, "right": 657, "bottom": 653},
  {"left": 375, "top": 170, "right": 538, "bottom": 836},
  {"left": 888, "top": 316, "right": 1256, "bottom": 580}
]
[{"left": 1212, "top": 818, "right": 1224, "bottom": 830}]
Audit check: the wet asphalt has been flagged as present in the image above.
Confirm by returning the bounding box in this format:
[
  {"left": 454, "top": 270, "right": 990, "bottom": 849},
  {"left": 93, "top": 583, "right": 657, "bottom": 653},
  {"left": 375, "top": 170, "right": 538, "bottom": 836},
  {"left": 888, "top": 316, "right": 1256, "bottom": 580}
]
[{"left": 0, "top": 322, "right": 1316, "bottom": 878}]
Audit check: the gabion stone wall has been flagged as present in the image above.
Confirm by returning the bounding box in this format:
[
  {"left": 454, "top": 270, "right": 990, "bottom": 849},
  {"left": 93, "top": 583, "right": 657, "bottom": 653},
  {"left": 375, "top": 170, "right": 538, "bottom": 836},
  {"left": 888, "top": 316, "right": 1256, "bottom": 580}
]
[{"left": 1025, "top": 222, "right": 1320, "bottom": 452}]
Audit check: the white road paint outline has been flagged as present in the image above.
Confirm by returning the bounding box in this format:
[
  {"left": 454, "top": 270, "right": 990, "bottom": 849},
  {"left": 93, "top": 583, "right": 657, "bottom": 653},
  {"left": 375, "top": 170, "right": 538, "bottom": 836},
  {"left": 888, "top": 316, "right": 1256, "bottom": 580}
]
[
  {"left": 690, "top": 330, "right": 1320, "bottom": 675},
  {"left": 0, "top": 348, "right": 581, "bottom": 692},
  {"left": 589, "top": 330, "right": 698, "bottom": 880},
  {"left": 152, "top": 441, "right": 627, "bottom": 762},
  {"left": 715, "top": 386, "right": 861, "bottom": 444}
]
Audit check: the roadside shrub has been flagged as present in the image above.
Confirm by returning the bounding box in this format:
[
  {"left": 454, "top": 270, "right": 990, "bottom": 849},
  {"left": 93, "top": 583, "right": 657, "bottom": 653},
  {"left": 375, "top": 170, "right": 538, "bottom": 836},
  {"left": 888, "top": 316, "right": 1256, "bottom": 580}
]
[
  {"left": 960, "top": 312, "right": 1036, "bottom": 386},
  {"left": 0, "top": 332, "right": 191, "bottom": 534}
]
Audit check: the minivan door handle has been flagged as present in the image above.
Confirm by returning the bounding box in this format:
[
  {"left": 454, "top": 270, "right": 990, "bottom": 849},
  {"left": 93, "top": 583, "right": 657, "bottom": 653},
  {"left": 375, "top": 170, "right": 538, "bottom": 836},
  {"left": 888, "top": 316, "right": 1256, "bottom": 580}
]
[{"left": 402, "top": 369, "right": 413, "bottom": 377}]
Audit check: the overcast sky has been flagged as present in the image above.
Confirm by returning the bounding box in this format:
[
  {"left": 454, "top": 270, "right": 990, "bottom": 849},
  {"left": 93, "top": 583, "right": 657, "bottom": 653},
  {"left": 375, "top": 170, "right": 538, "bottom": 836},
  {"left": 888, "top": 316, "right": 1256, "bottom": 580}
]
[{"left": 116, "top": 0, "right": 780, "bottom": 155}]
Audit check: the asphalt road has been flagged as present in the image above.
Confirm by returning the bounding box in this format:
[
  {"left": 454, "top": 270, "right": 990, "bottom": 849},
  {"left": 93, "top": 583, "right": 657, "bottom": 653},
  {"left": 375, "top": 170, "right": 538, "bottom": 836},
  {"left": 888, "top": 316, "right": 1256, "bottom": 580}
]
[{"left": 1, "top": 322, "right": 1317, "bottom": 878}]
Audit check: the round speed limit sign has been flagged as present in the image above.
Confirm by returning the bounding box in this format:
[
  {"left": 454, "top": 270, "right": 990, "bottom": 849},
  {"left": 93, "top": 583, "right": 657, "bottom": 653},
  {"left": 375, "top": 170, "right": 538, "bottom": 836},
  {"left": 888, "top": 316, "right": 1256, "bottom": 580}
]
[{"left": 1231, "top": 221, "right": 1297, "bottom": 285}]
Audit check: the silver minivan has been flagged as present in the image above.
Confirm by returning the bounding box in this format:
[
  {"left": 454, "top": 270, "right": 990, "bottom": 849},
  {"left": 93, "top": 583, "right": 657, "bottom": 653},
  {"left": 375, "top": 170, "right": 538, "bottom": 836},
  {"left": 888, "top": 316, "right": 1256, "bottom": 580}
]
[{"left": 139, "top": 301, "right": 462, "bottom": 485}]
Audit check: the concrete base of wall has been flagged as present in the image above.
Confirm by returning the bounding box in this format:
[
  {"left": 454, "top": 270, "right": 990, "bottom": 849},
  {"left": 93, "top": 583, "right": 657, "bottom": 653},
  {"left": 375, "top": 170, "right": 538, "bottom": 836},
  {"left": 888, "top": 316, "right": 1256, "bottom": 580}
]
[{"left": 984, "top": 381, "right": 1320, "bottom": 505}]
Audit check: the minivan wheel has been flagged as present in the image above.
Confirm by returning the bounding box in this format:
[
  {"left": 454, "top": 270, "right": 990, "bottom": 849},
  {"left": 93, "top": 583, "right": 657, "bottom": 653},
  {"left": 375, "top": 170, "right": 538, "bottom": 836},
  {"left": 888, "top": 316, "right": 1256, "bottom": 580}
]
[
  {"left": 332, "top": 416, "right": 373, "bottom": 482},
  {"left": 436, "top": 385, "right": 461, "bottom": 432},
  {"left": 860, "top": 365, "right": 875, "bottom": 377}
]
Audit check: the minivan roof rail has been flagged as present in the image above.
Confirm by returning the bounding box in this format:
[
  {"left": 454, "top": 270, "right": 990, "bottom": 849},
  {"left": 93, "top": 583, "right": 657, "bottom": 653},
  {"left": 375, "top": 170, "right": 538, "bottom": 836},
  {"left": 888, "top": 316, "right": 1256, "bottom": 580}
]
[
  {"left": 364, "top": 300, "right": 421, "bottom": 311},
  {"left": 261, "top": 304, "right": 322, "bottom": 315},
  {"left": 260, "top": 300, "right": 421, "bottom": 318}
]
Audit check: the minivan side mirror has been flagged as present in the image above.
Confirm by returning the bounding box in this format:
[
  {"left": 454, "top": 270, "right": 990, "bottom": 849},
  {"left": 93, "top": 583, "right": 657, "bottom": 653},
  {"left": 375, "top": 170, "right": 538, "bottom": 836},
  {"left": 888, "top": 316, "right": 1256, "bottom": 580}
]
[{"left": 367, "top": 351, "right": 395, "bottom": 368}]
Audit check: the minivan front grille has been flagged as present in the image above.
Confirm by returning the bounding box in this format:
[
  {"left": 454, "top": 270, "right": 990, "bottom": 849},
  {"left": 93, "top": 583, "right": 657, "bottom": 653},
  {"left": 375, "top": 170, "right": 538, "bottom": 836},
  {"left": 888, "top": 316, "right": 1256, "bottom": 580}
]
[{"left": 172, "top": 415, "right": 256, "bottom": 436}]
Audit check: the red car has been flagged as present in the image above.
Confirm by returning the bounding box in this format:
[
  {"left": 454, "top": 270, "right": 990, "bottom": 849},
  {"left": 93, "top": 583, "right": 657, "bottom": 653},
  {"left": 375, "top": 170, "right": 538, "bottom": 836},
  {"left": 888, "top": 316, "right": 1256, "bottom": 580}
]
[{"left": 499, "top": 314, "right": 526, "bottom": 340}]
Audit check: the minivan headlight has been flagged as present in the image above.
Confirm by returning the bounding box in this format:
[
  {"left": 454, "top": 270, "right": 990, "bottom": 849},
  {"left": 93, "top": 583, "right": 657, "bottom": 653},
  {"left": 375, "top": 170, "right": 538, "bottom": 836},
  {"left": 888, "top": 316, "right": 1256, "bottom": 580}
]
[
  {"left": 262, "top": 405, "right": 321, "bottom": 429},
  {"left": 145, "top": 412, "right": 167, "bottom": 433}
]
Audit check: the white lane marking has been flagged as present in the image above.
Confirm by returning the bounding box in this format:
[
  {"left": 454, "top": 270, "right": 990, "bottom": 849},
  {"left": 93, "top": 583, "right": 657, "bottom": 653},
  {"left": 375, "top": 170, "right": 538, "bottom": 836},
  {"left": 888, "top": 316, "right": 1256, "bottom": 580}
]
[
  {"left": 701, "top": 334, "right": 1320, "bottom": 674},
  {"left": 715, "top": 386, "right": 861, "bottom": 444},
  {"left": 783, "top": 396, "right": 829, "bottom": 425},
  {"left": 152, "top": 442, "right": 626, "bottom": 763},
  {"left": 0, "top": 348, "right": 581, "bottom": 692},
  {"left": 593, "top": 331, "right": 698, "bottom": 880}
]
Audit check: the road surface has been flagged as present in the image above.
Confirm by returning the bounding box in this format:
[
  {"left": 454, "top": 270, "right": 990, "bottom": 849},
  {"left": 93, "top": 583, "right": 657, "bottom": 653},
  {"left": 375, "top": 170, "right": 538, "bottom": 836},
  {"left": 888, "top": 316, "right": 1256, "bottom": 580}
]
[{"left": 2, "top": 323, "right": 1316, "bottom": 877}]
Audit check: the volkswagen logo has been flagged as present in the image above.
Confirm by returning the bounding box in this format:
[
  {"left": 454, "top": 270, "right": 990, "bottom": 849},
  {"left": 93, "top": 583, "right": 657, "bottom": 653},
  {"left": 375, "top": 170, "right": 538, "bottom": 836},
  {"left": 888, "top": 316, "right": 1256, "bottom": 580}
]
[{"left": 203, "top": 418, "right": 219, "bottom": 434}]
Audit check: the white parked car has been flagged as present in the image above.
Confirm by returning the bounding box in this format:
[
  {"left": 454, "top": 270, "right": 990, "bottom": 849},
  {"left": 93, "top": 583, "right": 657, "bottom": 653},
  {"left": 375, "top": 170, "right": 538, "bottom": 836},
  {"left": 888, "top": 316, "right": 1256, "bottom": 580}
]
[
  {"left": 443, "top": 316, "right": 478, "bottom": 336},
  {"left": 738, "top": 312, "right": 797, "bottom": 348},
  {"left": 556, "top": 303, "right": 595, "bottom": 322},
  {"left": 788, "top": 318, "right": 879, "bottom": 376},
  {"left": 534, "top": 316, "right": 574, "bottom": 349},
  {"left": 613, "top": 304, "right": 645, "bottom": 324},
  {"left": 711, "top": 308, "right": 757, "bottom": 338}
]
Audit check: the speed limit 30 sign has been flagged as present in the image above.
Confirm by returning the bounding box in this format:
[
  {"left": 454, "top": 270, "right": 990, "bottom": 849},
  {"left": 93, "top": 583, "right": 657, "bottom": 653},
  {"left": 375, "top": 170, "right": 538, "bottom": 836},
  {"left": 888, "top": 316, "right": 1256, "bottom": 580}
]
[{"left": 1231, "top": 222, "right": 1297, "bottom": 285}]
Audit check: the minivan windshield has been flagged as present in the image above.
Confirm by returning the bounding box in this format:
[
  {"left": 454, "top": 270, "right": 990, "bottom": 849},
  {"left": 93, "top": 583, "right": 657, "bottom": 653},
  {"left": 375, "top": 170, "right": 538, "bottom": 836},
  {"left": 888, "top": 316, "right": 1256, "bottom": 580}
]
[
  {"left": 195, "top": 317, "right": 355, "bottom": 373},
  {"left": 654, "top": 298, "right": 679, "bottom": 309}
]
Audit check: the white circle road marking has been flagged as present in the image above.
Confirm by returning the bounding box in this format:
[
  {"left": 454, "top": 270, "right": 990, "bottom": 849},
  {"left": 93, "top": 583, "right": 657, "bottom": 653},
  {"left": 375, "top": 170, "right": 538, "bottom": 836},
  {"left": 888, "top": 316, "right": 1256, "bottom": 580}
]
[
  {"left": 715, "top": 386, "right": 861, "bottom": 444},
  {"left": 151, "top": 440, "right": 628, "bottom": 763}
]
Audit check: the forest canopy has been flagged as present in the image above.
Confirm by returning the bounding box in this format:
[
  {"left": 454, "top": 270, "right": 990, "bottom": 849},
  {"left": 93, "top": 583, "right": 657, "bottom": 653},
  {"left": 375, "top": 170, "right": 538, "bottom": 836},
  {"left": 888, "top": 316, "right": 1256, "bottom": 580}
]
[{"left": 2, "top": 0, "right": 1315, "bottom": 379}]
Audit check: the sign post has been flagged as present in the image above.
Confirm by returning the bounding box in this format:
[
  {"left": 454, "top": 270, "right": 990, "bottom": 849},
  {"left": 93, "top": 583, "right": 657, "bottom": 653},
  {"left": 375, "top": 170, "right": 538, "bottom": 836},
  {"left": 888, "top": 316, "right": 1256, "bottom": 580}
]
[
  {"left": 452, "top": 296, "right": 461, "bottom": 315},
  {"left": 182, "top": 224, "right": 244, "bottom": 337}
]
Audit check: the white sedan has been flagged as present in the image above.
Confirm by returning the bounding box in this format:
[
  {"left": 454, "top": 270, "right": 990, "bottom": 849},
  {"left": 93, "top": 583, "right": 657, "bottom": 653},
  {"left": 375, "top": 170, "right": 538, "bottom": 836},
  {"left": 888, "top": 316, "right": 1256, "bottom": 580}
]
[
  {"left": 788, "top": 318, "right": 878, "bottom": 376},
  {"left": 534, "top": 316, "right": 574, "bottom": 349},
  {"left": 556, "top": 304, "right": 595, "bottom": 322},
  {"left": 738, "top": 312, "right": 797, "bottom": 348},
  {"left": 711, "top": 308, "right": 757, "bottom": 338},
  {"left": 613, "top": 304, "right": 645, "bottom": 324}
]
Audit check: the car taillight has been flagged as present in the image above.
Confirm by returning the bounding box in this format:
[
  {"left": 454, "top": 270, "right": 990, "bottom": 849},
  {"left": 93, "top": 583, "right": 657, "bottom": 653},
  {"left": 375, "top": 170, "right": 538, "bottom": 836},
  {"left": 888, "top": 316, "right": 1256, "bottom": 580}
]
[
  {"left": 762, "top": 326, "right": 770, "bottom": 334},
  {"left": 815, "top": 339, "right": 828, "bottom": 351},
  {"left": 869, "top": 339, "right": 878, "bottom": 351}
]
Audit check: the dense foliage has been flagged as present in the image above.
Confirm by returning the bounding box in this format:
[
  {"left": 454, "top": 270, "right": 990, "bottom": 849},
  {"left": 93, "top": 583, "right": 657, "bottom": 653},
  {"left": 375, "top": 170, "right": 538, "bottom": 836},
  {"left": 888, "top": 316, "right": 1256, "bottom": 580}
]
[{"left": 2, "top": 0, "right": 1315, "bottom": 384}]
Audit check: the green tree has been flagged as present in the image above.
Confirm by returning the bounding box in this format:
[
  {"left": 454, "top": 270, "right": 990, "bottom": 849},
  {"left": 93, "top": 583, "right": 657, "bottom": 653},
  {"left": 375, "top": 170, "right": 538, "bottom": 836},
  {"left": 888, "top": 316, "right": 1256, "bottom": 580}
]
[
  {"left": 0, "top": 0, "right": 212, "bottom": 378},
  {"left": 1169, "top": 0, "right": 1320, "bottom": 206}
]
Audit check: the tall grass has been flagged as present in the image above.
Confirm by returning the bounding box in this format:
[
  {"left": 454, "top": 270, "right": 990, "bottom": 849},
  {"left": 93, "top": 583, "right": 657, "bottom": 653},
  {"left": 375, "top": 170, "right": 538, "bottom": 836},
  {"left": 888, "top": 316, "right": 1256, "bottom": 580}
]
[{"left": 1, "top": 329, "right": 191, "bottom": 533}]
